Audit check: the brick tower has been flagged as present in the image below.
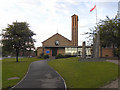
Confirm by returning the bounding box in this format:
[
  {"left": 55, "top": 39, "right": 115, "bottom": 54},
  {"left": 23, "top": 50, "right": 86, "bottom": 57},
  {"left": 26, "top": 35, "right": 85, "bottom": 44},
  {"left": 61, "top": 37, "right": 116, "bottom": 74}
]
[{"left": 72, "top": 14, "right": 78, "bottom": 46}]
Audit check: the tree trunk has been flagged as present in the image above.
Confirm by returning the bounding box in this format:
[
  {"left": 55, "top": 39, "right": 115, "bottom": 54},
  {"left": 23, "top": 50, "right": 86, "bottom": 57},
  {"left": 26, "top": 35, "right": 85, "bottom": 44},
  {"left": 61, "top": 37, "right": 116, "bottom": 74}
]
[{"left": 16, "top": 48, "right": 19, "bottom": 62}]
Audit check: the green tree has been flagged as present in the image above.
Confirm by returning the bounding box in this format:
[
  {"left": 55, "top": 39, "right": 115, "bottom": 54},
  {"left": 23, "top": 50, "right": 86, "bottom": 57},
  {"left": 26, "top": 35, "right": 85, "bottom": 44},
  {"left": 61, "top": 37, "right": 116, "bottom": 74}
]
[
  {"left": 92, "top": 16, "right": 120, "bottom": 58},
  {"left": 2, "top": 21, "right": 36, "bottom": 62},
  {"left": 98, "top": 16, "right": 119, "bottom": 48}
]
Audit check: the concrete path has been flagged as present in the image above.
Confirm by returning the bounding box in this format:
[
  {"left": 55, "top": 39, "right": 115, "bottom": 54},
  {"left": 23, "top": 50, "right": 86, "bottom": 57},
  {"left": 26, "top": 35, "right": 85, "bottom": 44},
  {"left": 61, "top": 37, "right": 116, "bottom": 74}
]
[
  {"left": 106, "top": 60, "right": 120, "bottom": 65},
  {"left": 11, "top": 60, "right": 65, "bottom": 89},
  {"left": 101, "top": 79, "right": 119, "bottom": 89}
]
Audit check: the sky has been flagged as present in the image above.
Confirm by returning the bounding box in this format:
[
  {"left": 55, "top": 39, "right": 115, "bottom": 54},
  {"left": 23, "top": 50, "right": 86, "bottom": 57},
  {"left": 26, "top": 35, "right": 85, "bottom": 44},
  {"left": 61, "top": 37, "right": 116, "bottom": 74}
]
[{"left": 0, "top": 0, "right": 119, "bottom": 48}]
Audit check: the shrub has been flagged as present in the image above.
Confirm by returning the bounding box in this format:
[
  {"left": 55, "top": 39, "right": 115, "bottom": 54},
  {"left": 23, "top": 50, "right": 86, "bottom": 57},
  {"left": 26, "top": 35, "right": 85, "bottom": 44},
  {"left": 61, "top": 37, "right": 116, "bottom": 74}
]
[
  {"left": 105, "top": 54, "right": 109, "bottom": 57},
  {"left": 65, "top": 54, "right": 77, "bottom": 58},
  {"left": 113, "top": 47, "right": 120, "bottom": 59},
  {"left": 43, "top": 55, "right": 49, "bottom": 59},
  {"left": 56, "top": 54, "right": 64, "bottom": 59},
  {"left": 56, "top": 54, "right": 76, "bottom": 59}
]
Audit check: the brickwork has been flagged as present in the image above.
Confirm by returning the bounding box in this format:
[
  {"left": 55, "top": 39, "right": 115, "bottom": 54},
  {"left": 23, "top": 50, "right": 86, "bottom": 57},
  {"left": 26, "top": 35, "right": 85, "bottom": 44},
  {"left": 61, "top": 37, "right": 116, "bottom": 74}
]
[
  {"left": 42, "top": 33, "right": 72, "bottom": 47},
  {"left": 72, "top": 14, "right": 78, "bottom": 46},
  {"left": 101, "top": 48, "right": 113, "bottom": 57},
  {"left": 37, "top": 47, "right": 65, "bottom": 56},
  {"left": 37, "top": 47, "right": 43, "bottom": 57},
  {"left": 44, "top": 48, "right": 52, "bottom": 56},
  {"left": 57, "top": 48, "right": 65, "bottom": 55}
]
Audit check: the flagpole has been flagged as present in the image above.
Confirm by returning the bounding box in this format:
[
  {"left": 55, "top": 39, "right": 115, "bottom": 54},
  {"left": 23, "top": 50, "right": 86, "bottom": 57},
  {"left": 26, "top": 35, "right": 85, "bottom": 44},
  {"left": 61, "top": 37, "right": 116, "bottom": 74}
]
[
  {"left": 95, "top": 4, "right": 100, "bottom": 58},
  {"left": 90, "top": 4, "right": 100, "bottom": 58},
  {"left": 95, "top": 4, "right": 97, "bottom": 25}
]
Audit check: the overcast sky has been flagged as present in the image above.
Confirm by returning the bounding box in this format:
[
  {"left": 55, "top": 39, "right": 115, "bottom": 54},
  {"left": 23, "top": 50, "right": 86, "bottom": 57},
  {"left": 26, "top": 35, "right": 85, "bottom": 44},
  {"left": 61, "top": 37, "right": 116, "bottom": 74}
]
[{"left": 0, "top": 0, "right": 119, "bottom": 48}]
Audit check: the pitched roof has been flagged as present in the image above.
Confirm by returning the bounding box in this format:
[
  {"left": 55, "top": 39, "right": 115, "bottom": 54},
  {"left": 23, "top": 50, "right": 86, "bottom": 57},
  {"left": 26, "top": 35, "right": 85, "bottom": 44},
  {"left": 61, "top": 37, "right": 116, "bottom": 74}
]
[{"left": 42, "top": 33, "right": 72, "bottom": 43}]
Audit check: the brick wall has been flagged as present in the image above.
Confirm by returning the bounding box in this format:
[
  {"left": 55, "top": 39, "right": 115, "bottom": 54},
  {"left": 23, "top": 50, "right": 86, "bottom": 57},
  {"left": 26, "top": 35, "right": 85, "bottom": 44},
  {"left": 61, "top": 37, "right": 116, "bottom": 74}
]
[
  {"left": 42, "top": 33, "right": 73, "bottom": 47},
  {"left": 57, "top": 48, "right": 65, "bottom": 55},
  {"left": 37, "top": 47, "right": 43, "bottom": 57},
  {"left": 44, "top": 48, "right": 52, "bottom": 56},
  {"left": 101, "top": 48, "right": 113, "bottom": 57}
]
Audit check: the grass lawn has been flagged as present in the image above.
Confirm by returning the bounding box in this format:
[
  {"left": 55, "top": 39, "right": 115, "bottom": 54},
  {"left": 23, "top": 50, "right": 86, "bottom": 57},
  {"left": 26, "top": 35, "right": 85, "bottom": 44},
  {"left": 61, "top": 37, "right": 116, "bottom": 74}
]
[
  {"left": 2, "top": 57, "right": 42, "bottom": 89},
  {"left": 48, "top": 57, "right": 119, "bottom": 88}
]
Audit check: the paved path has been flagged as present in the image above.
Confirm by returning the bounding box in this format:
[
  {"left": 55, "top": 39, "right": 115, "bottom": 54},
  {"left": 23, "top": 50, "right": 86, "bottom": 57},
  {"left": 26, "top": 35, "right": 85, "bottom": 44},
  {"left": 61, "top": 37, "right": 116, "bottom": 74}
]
[
  {"left": 11, "top": 60, "right": 65, "bottom": 89},
  {"left": 106, "top": 60, "right": 120, "bottom": 65},
  {"left": 101, "top": 79, "right": 119, "bottom": 89}
]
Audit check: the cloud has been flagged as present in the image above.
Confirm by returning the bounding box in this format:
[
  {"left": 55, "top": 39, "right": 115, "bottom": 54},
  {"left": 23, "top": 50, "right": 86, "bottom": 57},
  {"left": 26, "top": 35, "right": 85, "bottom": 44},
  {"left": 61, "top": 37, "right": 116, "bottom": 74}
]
[{"left": 0, "top": 0, "right": 118, "bottom": 47}]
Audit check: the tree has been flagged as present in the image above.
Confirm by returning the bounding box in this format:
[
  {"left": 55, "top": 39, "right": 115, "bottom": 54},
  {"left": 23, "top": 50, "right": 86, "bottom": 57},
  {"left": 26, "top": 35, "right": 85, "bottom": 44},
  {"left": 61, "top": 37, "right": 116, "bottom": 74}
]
[
  {"left": 90, "top": 16, "right": 120, "bottom": 58},
  {"left": 98, "top": 16, "right": 118, "bottom": 48},
  {"left": 85, "top": 27, "right": 97, "bottom": 46},
  {"left": 2, "top": 21, "right": 36, "bottom": 62}
]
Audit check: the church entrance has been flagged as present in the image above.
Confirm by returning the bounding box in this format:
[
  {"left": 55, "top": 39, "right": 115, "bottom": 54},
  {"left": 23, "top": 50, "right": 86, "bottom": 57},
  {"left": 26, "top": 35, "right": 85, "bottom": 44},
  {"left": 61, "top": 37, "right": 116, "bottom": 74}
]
[{"left": 52, "top": 48, "right": 57, "bottom": 56}]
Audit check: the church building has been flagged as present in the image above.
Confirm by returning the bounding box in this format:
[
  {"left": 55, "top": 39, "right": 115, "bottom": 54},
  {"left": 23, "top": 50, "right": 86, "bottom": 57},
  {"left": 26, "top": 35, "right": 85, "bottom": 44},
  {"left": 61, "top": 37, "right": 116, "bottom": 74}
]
[{"left": 37, "top": 14, "right": 92, "bottom": 57}]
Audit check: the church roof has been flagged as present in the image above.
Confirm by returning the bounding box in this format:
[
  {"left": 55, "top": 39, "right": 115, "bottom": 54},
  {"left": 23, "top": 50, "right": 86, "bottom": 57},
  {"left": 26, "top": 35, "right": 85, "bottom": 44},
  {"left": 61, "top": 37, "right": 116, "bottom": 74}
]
[{"left": 42, "top": 33, "right": 71, "bottom": 43}]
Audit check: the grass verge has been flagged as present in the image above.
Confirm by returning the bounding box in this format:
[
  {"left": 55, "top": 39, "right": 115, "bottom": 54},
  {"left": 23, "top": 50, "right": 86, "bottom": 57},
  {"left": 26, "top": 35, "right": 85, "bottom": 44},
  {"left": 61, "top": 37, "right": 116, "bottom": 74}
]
[
  {"left": 48, "top": 57, "right": 119, "bottom": 88},
  {"left": 2, "top": 57, "right": 42, "bottom": 89}
]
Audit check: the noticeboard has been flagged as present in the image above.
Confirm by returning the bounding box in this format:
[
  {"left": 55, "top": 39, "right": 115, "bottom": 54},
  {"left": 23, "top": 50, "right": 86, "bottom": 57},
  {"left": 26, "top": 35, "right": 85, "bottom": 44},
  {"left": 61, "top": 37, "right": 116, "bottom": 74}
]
[{"left": 46, "top": 50, "right": 50, "bottom": 54}]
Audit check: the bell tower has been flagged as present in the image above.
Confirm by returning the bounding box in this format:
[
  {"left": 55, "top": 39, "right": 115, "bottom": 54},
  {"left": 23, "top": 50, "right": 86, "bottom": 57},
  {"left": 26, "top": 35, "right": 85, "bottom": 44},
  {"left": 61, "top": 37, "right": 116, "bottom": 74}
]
[{"left": 72, "top": 14, "right": 78, "bottom": 46}]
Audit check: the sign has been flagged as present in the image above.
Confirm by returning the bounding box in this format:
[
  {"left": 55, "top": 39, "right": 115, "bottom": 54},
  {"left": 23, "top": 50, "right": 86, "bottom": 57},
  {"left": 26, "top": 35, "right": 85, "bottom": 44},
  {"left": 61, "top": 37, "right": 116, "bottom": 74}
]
[{"left": 46, "top": 50, "right": 50, "bottom": 54}]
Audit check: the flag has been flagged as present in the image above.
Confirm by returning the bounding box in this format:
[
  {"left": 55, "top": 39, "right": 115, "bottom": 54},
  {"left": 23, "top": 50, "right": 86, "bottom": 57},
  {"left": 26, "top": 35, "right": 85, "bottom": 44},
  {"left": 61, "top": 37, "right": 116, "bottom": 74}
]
[{"left": 90, "top": 5, "right": 96, "bottom": 12}]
